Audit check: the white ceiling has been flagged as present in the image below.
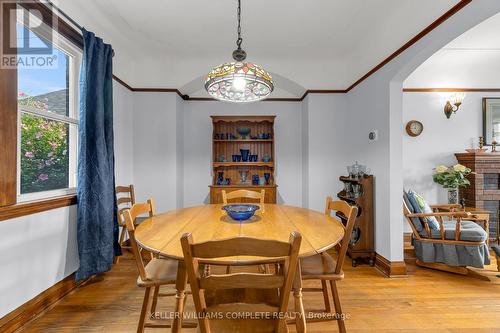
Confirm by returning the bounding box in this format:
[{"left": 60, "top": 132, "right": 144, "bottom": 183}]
[
  {"left": 405, "top": 11, "right": 500, "bottom": 88},
  {"left": 59, "top": 0, "right": 460, "bottom": 97}
]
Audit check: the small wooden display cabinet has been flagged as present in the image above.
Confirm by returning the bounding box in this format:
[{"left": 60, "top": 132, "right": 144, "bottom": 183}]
[
  {"left": 209, "top": 115, "right": 277, "bottom": 204},
  {"left": 337, "top": 175, "right": 375, "bottom": 267}
]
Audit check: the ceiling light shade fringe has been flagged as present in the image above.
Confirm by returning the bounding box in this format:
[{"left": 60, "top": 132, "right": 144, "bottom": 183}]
[
  {"left": 204, "top": 0, "right": 274, "bottom": 102},
  {"left": 205, "top": 62, "right": 273, "bottom": 103}
]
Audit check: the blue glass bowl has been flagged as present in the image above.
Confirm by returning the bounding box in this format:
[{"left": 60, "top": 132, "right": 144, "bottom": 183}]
[
  {"left": 236, "top": 127, "right": 251, "bottom": 138},
  {"left": 223, "top": 204, "right": 260, "bottom": 221}
]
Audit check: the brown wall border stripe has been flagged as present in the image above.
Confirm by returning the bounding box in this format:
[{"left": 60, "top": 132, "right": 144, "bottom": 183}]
[
  {"left": 374, "top": 253, "right": 408, "bottom": 277},
  {"left": 0, "top": 273, "right": 90, "bottom": 333},
  {"left": 0, "top": 195, "right": 77, "bottom": 222},
  {"left": 403, "top": 88, "right": 500, "bottom": 93},
  {"left": 345, "top": 0, "right": 472, "bottom": 92},
  {"left": 112, "top": 0, "right": 472, "bottom": 101}
]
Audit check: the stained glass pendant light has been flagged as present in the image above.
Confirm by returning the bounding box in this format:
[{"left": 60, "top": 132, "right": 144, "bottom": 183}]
[{"left": 205, "top": 0, "right": 274, "bottom": 102}]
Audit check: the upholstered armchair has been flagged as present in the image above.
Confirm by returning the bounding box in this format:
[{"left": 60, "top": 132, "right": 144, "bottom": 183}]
[{"left": 403, "top": 190, "right": 490, "bottom": 280}]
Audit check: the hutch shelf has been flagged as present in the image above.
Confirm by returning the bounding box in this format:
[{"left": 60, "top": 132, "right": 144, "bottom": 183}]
[
  {"left": 337, "top": 175, "right": 375, "bottom": 267},
  {"left": 209, "top": 115, "right": 277, "bottom": 204}
]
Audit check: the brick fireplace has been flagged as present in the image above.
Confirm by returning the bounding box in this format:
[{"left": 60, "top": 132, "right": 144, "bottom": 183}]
[{"left": 455, "top": 152, "right": 500, "bottom": 244}]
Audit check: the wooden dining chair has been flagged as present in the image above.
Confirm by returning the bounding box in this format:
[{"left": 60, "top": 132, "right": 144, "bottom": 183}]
[
  {"left": 222, "top": 189, "right": 265, "bottom": 208},
  {"left": 300, "top": 196, "right": 357, "bottom": 333},
  {"left": 181, "top": 231, "right": 303, "bottom": 333},
  {"left": 115, "top": 185, "right": 137, "bottom": 262},
  {"left": 124, "top": 199, "right": 191, "bottom": 332}
]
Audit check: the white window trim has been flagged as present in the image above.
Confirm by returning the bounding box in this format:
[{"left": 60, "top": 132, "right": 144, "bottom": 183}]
[{"left": 16, "top": 22, "right": 81, "bottom": 203}]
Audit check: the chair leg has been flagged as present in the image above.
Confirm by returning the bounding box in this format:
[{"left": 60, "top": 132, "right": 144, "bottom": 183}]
[
  {"left": 321, "top": 280, "right": 331, "bottom": 312},
  {"left": 114, "top": 227, "right": 128, "bottom": 264},
  {"left": 150, "top": 286, "right": 160, "bottom": 314},
  {"left": 119, "top": 226, "right": 127, "bottom": 246},
  {"left": 138, "top": 287, "right": 151, "bottom": 333},
  {"left": 330, "top": 280, "right": 346, "bottom": 333}
]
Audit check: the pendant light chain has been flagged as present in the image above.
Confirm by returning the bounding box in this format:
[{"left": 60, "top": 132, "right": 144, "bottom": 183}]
[
  {"left": 204, "top": 0, "right": 274, "bottom": 102},
  {"left": 236, "top": 0, "right": 242, "bottom": 50}
]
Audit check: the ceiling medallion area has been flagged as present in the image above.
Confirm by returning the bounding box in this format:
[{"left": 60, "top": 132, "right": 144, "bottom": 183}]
[{"left": 204, "top": 0, "right": 274, "bottom": 103}]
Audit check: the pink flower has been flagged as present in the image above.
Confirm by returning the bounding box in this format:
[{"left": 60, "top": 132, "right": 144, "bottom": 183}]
[
  {"left": 37, "top": 174, "right": 49, "bottom": 181},
  {"left": 25, "top": 151, "right": 34, "bottom": 158},
  {"left": 49, "top": 142, "right": 59, "bottom": 149},
  {"left": 18, "top": 92, "right": 26, "bottom": 97}
]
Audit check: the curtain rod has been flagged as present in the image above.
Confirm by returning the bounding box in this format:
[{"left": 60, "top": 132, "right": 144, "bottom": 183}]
[
  {"left": 43, "top": 1, "right": 115, "bottom": 57},
  {"left": 45, "top": 0, "right": 83, "bottom": 31}
]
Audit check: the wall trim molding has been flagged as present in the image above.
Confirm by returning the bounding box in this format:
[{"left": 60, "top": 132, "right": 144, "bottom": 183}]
[
  {"left": 404, "top": 232, "right": 412, "bottom": 243},
  {"left": 0, "top": 195, "right": 77, "bottom": 222},
  {"left": 112, "top": 0, "right": 471, "bottom": 101},
  {"left": 374, "top": 253, "right": 408, "bottom": 277},
  {"left": 346, "top": 0, "right": 471, "bottom": 92},
  {"left": 0, "top": 273, "right": 89, "bottom": 333},
  {"left": 403, "top": 88, "right": 500, "bottom": 93}
]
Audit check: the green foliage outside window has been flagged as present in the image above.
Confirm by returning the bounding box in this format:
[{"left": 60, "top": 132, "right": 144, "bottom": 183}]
[{"left": 19, "top": 94, "right": 69, "bottom": 194}]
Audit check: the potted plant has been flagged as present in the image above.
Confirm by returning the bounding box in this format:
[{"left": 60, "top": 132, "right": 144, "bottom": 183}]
[{"left": 432, "top": 164, "right": 474, "bottom": 204}]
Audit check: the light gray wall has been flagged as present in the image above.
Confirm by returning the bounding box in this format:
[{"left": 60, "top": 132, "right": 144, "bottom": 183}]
[
  {"left": 175, "top": 96, "right": 185, "bottom": 209},
  {"left": 6, "top": 1, "right": 500, "bottom": 319},
  {"left": 0, "top": 81, "right": 134, "bottom": 318},
  {"left": 0, "top": 206, "right": 78, "bottom": 318},
  {"left": 132, "top": 92, "right": 180, "bottom": 212},
  {"left": 301, "top": 96, "right": 309, "bottom": 208},
  {"left": 182, "top": 101, "right": 303, "bottom": 208},
  {"left": 114, "top": 81, "right": 135, "bottom": 185},
  {"left": 343, "top": 0, "right": 500, "bottom": 261},
  {"left": 304, "top": 94, "right": 350, "bottom": 213},
  {"left": 402, "top": 91, "right": 500, "bottom": 230}
]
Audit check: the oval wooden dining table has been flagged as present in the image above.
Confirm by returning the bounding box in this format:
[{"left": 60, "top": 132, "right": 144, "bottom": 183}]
[{"left": 135, "top": 203, "right": 345, "bottom": 332}]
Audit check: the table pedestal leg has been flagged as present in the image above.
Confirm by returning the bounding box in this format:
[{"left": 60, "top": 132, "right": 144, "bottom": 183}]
[{"left": 172, "top": 260, "right": 188, "bottom": 333}]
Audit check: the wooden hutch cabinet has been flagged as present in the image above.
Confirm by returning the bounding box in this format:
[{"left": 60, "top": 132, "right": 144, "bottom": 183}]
[
  {"left": 209, "top": 115, "right": 277, "bottom": 204},
  {"left": 337, "top": 175, "right": 375, "bottom": 266}
]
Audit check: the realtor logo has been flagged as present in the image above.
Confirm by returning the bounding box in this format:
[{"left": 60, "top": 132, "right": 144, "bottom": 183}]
[{"left": 1, "top": 0, "right": 59, "bottom": 69}]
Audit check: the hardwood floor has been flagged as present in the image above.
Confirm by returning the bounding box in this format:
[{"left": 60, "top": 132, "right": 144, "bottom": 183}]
[{"left": 19, "top": 252, "right": 500, "bottom": 333}]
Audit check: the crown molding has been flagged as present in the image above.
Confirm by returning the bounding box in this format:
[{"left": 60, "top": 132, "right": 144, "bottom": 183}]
[
  {"left": 346, "top": 0, "right": 471, "bottom": 92},
  {"left": 112, "top": 0, "right": 472, "bottom": 102},
  {"left": 403, "top": 88, "right": 500, "bottom": 93}
]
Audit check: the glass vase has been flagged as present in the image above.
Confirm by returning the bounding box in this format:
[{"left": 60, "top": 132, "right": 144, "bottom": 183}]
[{"left": 447, "top": 188, "right": 459, "bottom": 204}]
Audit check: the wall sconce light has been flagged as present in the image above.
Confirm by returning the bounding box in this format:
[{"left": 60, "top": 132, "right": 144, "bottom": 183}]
[{"left": 444, "top": 92, "right": 465, "bottom": 119}]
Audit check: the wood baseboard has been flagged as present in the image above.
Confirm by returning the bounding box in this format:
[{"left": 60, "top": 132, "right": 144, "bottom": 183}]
[
  {"left": 0, "top": 273, "right": 89, "bottom": 333},
  {"left": 404, "top": 232, "right": 412, "bottom": 244},
  {"left": 374, "top": 253, "right": 407, "bottom": 277}
]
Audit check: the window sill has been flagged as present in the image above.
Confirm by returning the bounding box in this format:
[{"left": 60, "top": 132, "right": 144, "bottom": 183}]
[{"left": 0, "top": 194, "right": 77, "bottom": 222}]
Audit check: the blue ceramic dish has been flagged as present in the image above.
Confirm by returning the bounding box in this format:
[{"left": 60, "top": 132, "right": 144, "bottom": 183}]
[
  {"left": 237, "top": 127, "right": 251, "bottom": 139},
  {"left": 223, "top": 204, "right": 260, "bottom": 221}
]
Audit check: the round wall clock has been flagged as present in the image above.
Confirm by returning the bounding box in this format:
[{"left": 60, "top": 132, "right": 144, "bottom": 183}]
[{"left": 406, "top": 120, "right": 423, "bottom": 137}]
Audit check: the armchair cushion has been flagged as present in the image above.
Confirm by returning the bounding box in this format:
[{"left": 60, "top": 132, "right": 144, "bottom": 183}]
[
  {"left": 403, "top": 191, "right": 424, "bottom": 233},
  {"left": 407, "top": 190, "right": 440, "bottom": 230},
  {"left": 427, "top": 220, "right": 488, "bottom": 242}
]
